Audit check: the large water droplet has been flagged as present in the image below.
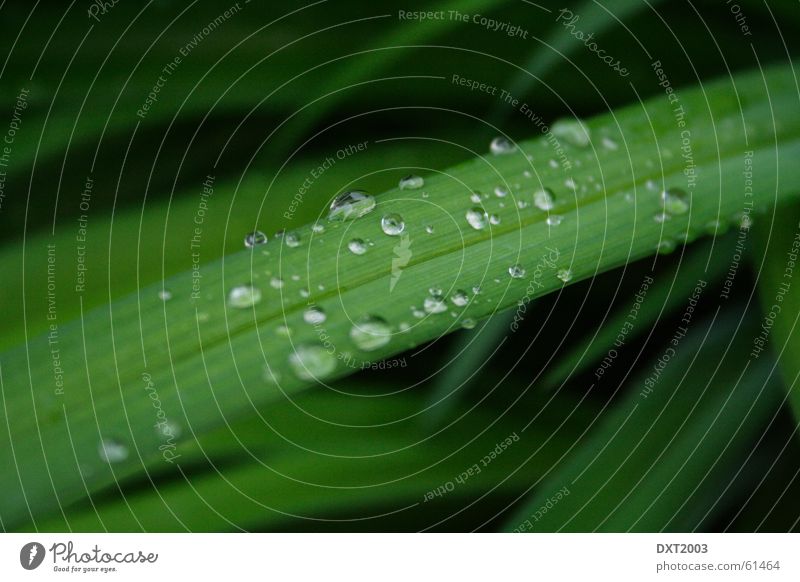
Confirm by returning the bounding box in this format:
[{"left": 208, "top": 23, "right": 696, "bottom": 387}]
[
  {"left": 490, "top": 136, "right": 515, "bottom": 155},
  {"left": 381, "top": 213, "right": 405, "bottom": 236},
  {"left": 289, "top": 345, "right": 336, "bottom": 380},
  {"left": 348, "top": 238, "right": 367, "bottom": 255},
  {"left": 450, "top": 290, "right": 469, "bottom": 307},
  {"left": 423, "top": 293, "right": 447, "bottom": 314},
  {"left": 399, "top": 175, "right": 424, "bottom": 190},
  {"left": 98, "top": 438, "right": 128, "bottom": 464},
  {"left": 533, "top": 188, "right": 556, "bottom": 211},
  {"left": 228, "top": 285, "right": 262, "bottom": 309},
  {"left": 303, "top": 305, "right": 326, "bottom": 325},
  {"left": 328, "top": 190, "right": 376, "bottom": 221},
  {"left": 551, "top": 118, "right": 591, "bottom": 147},
  {"left": 350, "top": 315, "right": 391, "bottom": 351},
  {"left": 508, "top": 264, "right": 526, "bottom": 279},
  {"left": 661, "top": 188, "right": 690, "bottom": 215},
  {"left": 244, "top": 230, "right": 268, "bottom": 248},
  {"left": 466, "top": 207, "right": 489, "bottom": 230}
]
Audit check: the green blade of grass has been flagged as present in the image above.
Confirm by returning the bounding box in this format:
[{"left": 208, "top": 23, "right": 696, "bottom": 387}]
[{"left": 1, "top": 65, "right": 798, "bottom": 529}]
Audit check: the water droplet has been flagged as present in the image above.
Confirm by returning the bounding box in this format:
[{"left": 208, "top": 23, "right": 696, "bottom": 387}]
[
  {"left": 490, "top": 136, "right": 515, "bottom": 155},
  {"left": 425, "top": 225, "right": 435, "bottom": 235},
  {"left": 263, "top": 365, "right": 281, "bottom": 385},
  {"left": 228, "top": 285, "right": 262, "bottom": 309},
  {"left": 653, "top": 211, "right": 670, "bottom": 224},
  {"left": 381, "top": 213, "right": 405, "bottom": 236},
  {"left": 328, "top": 190, "right": 376, "bottom": 221},
  {"left": 299, "top": 288, "right": 310, "bottom": 298},
  {"left": 399, "top": 174, "right": 424, "bottom": 190},
  {"left": 489, "top": 214, "right": 501, "bottom": 226},
  {"left": 704, "top": 219, "right": 728, "bottom": 235},
  {"left": 564, "top": 177, "right": 577, "bottom": 190},
  {"left": 738, "top": 213, "right": 753, "bottom": 230},
  {"left": 472, "top": 285, "right": 482, "bottom": 295},
  {"left": 546, "top": 215, "right": 563, "bottom": 226},
  {"left": 98, "top": 438, "right": 128, "bottom": 464},
  {"left": 470, "top": 191, "right": 482, "bottom": 204},
  {"left": 657, "top": 239, "right": 677, "bottom": 254},
  {"left": 312, "top": 223, "right": 325, "bottom": 233},
  {"left": 276, "top": 325, "right": 292, "bottom": 336},
  {"left": 411, "top": 307, "right": 425, "bottom": 319},
  {"left": 156, "top": 421, "right": 182, "bottom": 439},
  {"left": 551, "top": 118, "right": 591, "bottom": 148},
  {"left": 285, "top": 231, "right": 301, "bottom": 248},
  {"left": 289, "top": 345, "right": 336, "bottom": 381},
  {"left": 423, "top": 293, "right": 447, "bottom": 314},
  {"left": 349, "top": 315, "right": 391, "bottom": 351},
  {"left": 466, "top": 207, "right": 489, "bottom": 230},
  {"left": 662, "top": 188, "right": 690, "bottom": 215},
  {"left": 533, "top": 188, "right": 556, "bottom": 211},
  {"left": 270, "top": 276, "right": 284, "bottom": 289},
  {"left": 348, "top": 238, "right": 367, "bottom": 255},
  {"left": 244, "top": 230, "right": 268, "bottom": 248},
  {"left": 601, "top": 136, "right": 619, "bottom": 151},
  {"left": 461, "top": 318, "right": 477, "bottom": 330},
  {"left": 517, "top": 200, "right": 529, "bottom": 209},
  {"left": 556, "top": 268, "right": 573, "bottom": 283},
  {"left": 494, "top": 185, "right": 509, "bottom": 198},
  {"left": 450, "top": 290, "right": 469, "bottom": 307},
  {"left": 291, "top": 274, "right": 301, "bottom": 282},
  {"left": 303, "top": 305, "right": 326, "bottom": 325},
  {"left": 508, "top": 264, "right": 526, "bottom": 279},
  {"left": 158, "top": 289, "right": 172, "bottom": 301}
]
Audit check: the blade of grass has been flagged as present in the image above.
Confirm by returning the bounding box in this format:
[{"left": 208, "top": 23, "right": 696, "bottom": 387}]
[{"left": 1, "top": 65, "right": 798, "bottom": 529}]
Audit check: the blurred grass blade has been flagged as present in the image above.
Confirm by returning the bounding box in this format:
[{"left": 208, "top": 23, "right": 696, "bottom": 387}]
[
  {"left": 752, "top": 199, "right": 800, "bottom": 421},
  {"left": 1, "top": 65, "right": 798, "bottom": 530},
  {"left": 502, "top": 306, "right": 786, "bottom": 532}
]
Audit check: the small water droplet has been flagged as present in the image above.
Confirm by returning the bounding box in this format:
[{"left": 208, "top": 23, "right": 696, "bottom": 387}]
[
  {"left": 556, "top": 268, "right": 573, "bottom": 283},
  {"left": 270, "top": 276, "right": 284, "bottom": 289},
  {"left": 451, "top": 290, "right": 469, "bottom": 307},
  {"left": 738, "top": 213, "right": 753, "bottom": 230},
  {"left": 328, "top": 190, "right": 376, "bottom": 221},
  {"left": 285, "top": 231, "right": 301, "bottom": 248},
  {"left": 508, "top": 264, "right": 526, "bottom": 279},
  {"left": 350, "top": 315, "right": 391, "bottom": 351},
  {"left": 423, "top": 293, "right": 447, "bottom": 314},
  {"left": 601, "top": 136, "right": 619, "bottom": 151},
  {"left": 425, "top": 225, "right": 435, "bottom": 234},
  {"left": 533, "top": 188, "right": 556, "bottom": 211},
  {"left": 399, "top": 175, "right": 424, "bottom": 190},
  {"left": 289, "top": 344, "right": 336, "bottom": 381},
  {"left": 411, "top": 307, "right": 425, "bottom": 319},
  {"left": 263, "top": 365, "right": 281, "bottom": 385},
  {"left": 489, "top": 214, "right": 501, "bottom": 225},
  {"left": 564, "top": 177, "right": 577, "bottom": 190},
  {"left": 494, "top": 185, "right": 509, "bottom": 198},
  {"left": 551, "top": 118, "right": 591, "bottom": 147},
  {"left": 472, "top": 285, "right": 482, "bottom": 295},
  {"left": 348, "top": 238, "right": 367, "bottom": 255},
  {"left": 312, "top": 223, "right": 325, "bottom": 233},
  {"left": 466, "top": 208, "right": 489, "bottom": 230},
  {"left": 490, "top": 136, "right": 515, "bottom": 155},
  {"left": 158, "top": 289, "right": 172, "bottom": 301},
  {"left": 244, "top": 230, "right": 268, "bottom": 248},
  {"left": 381, "top": 213, "right": 405, "bottom": 236},
  {"left": 276, "top": 325, "right": 292, "bottom": 336},
  {"left": 662, "top": 188, "right": 690, "bottom": 215},
  {"left": 303, "top": 305, "right": 326, "bottom": 325},
  {"left": 461, "top": 318, "right": 477, "bottom": 330},
  {"left": 546, "top": 215, "right": 563, "bottom": 226},
  {"left": 657, "top": 239, "right": 677, "bottom": 254},
  {"left": 98, "top": 438, "right": 128, "bottom": 464},
  {"left": 228, "top": 285, "right": 262, "bottom": 309},
  {"left": 299, "top": 288, "right": 310, "bottom": 298},
  {"left": 470, "top": 192, "right": 483, "bottom": 204}
]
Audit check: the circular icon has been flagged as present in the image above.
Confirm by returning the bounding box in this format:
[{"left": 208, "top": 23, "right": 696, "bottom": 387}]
[{"left": 20, "top": 542, "right": 45, "bottom": 570}]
